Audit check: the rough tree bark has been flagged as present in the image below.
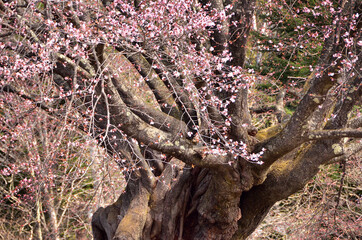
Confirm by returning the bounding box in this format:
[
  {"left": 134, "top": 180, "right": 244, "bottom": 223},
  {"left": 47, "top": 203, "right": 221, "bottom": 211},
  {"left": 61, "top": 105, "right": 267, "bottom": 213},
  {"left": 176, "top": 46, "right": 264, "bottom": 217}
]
[{"left": 0, "top": 0, "right": 361, "bottom": 239}]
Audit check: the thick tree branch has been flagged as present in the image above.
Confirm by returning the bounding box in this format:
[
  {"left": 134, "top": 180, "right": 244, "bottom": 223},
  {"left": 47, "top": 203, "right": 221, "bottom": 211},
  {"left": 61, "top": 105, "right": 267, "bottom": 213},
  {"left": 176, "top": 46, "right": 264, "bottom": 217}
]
[
  {"left": 324, "top": 140, "right": 362, "bottom": 165},
  {"left": 250, "top": 105, "right": 276, "bottom": 114},
  {"left": 110, "top": 76, "right": 188, "bottom": 135},
  {"left": 149, "top": 54, "right": 200, "bottom": 132},
  {"left": 252, "top": 71, "right": 336, "bottom": 169},
  {"left": 0, "top": 0, "right": 6, "bottom": 12},
  {"left": 348, "top": 116, "right": 362, "bottom": 129},
  {"left": 227, "top": 0, "right": 256, "bottom": 67},
  {"left": 124, "top": 52, "right": 182, "bottom": 119},
  {"left": 252, "top": 16, "right": 350, "bottom": 170},
  {"left": 113, "top": 183, "right": 150, "bottom": 240},
  {"left": 99, "top": 78, "right": 227, "bottom": 168},
  {"left": 325, "top": 141, "right": 362, "bottom": 164},
  {"left": 55, "top": 53, "right": 95, "bottom": 78},
  {"left": 238, "top": 41, "right": 361, "bottom": 237},
  {"left": 204, "top": 0, "right": 229, "bottom": 55},
  {"left": 229, "top": 87, "right": 256, "bottom": 142},
  {"left": 56, "top": 51, "right": 187, "bottom": 137},
  {"left": 1, "top": 85, "right": 51, "bottom": 112},
  {"left": 303, "top": 129, "right": 362, "bottom": 140},
  {"left": 194, "top": 78, "right": 224, "bottom": 125},
  {"left": 235, "top": 137, "right": 341, "bottom": 239},
  {"left": 306, "top": 92, "right": 337, "bottom": 131},
  {"left": 274, "top": 89, "right": 287, "bottom": 123},
  {"left": 251, "top": 89, "right": 290, "bottom": 124}
]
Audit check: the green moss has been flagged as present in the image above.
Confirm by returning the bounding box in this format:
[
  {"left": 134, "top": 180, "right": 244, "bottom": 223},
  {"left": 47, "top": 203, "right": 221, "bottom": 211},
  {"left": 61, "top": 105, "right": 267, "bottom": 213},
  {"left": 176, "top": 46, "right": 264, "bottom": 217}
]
[
  {"left": 36, "top": 2, "right": 45, "bottom": 10},
  {"left": 255, "top": 124, "right": 283, "bottom": 141},
  {"left": 285, "top": 106, "right": 295, "bottom": 115}
]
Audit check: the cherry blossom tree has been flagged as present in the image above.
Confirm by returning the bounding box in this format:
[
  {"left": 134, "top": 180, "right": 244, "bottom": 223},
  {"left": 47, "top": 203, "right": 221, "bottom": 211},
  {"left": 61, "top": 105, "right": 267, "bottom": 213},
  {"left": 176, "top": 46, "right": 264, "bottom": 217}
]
[
  {"left": 0, "top": 92, "right": 123, "bottom": 238},
  {"left": 0, "top": 0, "right": 361, "bottom": 239}
]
